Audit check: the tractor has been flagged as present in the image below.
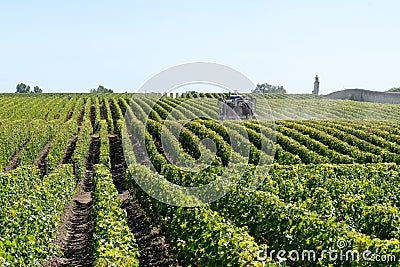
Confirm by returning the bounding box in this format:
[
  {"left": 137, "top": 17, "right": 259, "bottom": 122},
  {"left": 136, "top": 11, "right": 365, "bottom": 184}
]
[{"left": 218, "top": 94, "right": 256, "bottom": 120}]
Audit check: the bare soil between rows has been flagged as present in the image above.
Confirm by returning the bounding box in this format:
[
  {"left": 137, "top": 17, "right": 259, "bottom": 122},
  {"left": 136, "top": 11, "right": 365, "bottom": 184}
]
[
  {"left": 3, "top": 138, "right": 29, "bottom": 172},
  {"left": 122, "top": 198, "right": 179, "bottom": 267},
  {"left": 46, "top": 100, "right": 180, "bottom": 266},
  {"left": 45, "top": 136, "right": 99, "bottom": 267},
  {"left": 109, "top": 101, "right": 178, "bottom": 266}
]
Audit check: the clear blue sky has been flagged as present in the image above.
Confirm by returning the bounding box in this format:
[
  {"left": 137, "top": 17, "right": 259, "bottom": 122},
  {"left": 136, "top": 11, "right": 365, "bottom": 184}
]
[{"left": 0, "top": 0, "right": 399, "bottom": 94}]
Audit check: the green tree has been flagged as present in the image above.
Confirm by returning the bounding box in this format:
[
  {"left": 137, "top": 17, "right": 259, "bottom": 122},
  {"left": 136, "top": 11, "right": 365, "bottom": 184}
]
[
  {"left": 90, "top": 85, "right": 113, "bottom": 93},
  {"left": 33, "top": 86, "right": 42, "bottom": 93},
  {"left": 387, "top": 87, "right": 400, "bottom": 92},
  {"left": 252, "top": 83, "right": 286, "bottom": 94},
  {"left": 16, "top": 83, "right": 30, "bottom": 93}
]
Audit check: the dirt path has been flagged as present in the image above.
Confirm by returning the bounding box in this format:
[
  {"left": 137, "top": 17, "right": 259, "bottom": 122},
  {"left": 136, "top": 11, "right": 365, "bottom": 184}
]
[
  {"left": 3, "top": 139, "right": 30, "bottom": 172},
  {"left": 109, "top": 99, "right": 119, "bottom": 134},
  {"left": 60, "top": 135, "right": 78, "bottom": 165},
  {"left": 108, "top": 103, "right": 177, "bottom": 265},
  {"left": 128, "top": 132, "right": 152, "bottom": 167},
  {"left": 64, "top": 106, "right": 74, "bottom": 122},
  {"left": 121, "top": 198, "right": 179, "bottom": 267},
  {"left": 90, "top": 104, "right": 96, "bottom": 130},
  {"left": 110, "top": 137, "right": 178, "bottom": 266},
  {"left": 77, "top": 102, "right": 86, "bottom": 126},
  {"left": 100, "top": 101, "right": 178, "bottom": 266},
  {"left": 33, "top": 141, "right": 53, "bottom": 177},
  {"left": 109, "top": 134, "right": 127, "bottom": 193},
  {"left": 45, "top": 136, "right": 99, "bottom": 267},
  {"left": 100, "top": 103, "right": 106, "bottom": 120}
]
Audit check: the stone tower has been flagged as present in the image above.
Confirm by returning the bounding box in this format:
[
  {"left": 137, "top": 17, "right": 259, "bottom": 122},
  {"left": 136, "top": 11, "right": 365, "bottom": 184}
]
[{"left": 313, "top": 75, "right": 319, "bottom": 95}]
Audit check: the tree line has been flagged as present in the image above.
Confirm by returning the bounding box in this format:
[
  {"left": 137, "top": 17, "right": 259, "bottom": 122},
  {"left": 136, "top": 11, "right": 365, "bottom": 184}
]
[
  {"left": 252, "top": 83, "right": 286, "bottom": 94},
  {"left": 15, "top": 82, "right": 288, "bottom": 94},
  {"left": 388, "top": 87, "right": 400, "bottom": 92},
  {"left": 90, "top": 85, "right": 113, "bottom": 93},
  {"left": 15, "top": 83, "right": 43, "bottom": 93},
  {"left": 14, "top": 84, "right": 115, "bottom": 94}
]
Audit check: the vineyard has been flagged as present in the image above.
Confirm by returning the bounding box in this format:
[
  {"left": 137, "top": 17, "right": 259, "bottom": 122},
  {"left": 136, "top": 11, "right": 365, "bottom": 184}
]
[{"left": 0, "top": 93, "right": 400, "bottom": 266}]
